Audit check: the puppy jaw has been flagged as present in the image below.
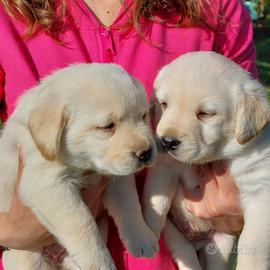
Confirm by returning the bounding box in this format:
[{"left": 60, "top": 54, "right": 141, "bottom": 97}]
[
  {"left": 28, "top": 102, "right": 68, "bottom": 161},
  {"left": 235, "top": 86, "right": 270, "bottom": 145}
]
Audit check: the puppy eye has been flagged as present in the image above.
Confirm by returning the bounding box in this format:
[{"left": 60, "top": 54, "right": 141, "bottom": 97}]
[
  {"left": 160, "top": 102, "right": 167, "bottom": 110},
  {"left": 197, "top": 111, "right": 217, "bottom": 120},
  {"left": 103, "top": 122, "right": 115, "bottom": 130}
]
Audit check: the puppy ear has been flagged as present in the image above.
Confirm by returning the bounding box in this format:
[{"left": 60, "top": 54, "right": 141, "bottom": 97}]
[
  {"left": 150, "top": 94, "right": 161, "bottom": 130},
  {"left": 235, "top": 84, "right": 270, "bottom": 145},
  {"left": 28, "top": 103, "right": 68, "bottom": 160}
]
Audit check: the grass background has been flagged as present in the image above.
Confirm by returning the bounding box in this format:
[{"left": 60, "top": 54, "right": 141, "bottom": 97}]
[{"left": 254, "top": 26, "right": 270, "bottom": 92}]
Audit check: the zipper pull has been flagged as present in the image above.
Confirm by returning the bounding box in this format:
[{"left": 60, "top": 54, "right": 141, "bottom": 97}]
[{"left": 101, "top": 29, "right": 116, "bottom": 63}]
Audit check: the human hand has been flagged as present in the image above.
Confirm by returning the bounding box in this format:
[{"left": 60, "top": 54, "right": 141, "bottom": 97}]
[
  {"left": 1, "top": 146, "right": 107, "bottom": 252},
  {"left": 0, "top": 146, "right": 54, "bottom": 250},
  {"left": 183, "top": 161, "right": 244, "bottom": 235}
]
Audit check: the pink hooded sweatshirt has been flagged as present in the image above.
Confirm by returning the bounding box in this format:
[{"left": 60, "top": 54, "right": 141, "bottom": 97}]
[{"left": 0, "top": 0, "right": 257, "bottom": 269}]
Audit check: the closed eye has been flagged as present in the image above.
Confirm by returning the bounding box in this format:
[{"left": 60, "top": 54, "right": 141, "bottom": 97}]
[
  {"left": 96, "top": 122, "right": 116, "bottom": 133},
  {"left": 197, "top": 111, "right": 217, "bottom": 120},
  {"left": 103, "top": 122, "right": 115, "bottom": 130}
]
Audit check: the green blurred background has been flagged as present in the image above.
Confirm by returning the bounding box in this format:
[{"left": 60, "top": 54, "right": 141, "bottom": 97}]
[{"left": 244, "top": 0, "right": 270, "bottom": 92}]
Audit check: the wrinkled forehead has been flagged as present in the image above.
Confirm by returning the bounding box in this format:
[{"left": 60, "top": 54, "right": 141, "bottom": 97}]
[
  {"left": 42, "top": 64, "right": 149, "bottom": 118},
  {"left": 155, "top": 71, "right": 232, "bottom": 111},
  {"left": 69, "top": 77, "right": 148, "bottom": 118}
]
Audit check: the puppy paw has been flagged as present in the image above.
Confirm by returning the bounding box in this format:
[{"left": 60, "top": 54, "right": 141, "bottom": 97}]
[{"left": 122, "top": 227, "right": 159, "bottom": 258}]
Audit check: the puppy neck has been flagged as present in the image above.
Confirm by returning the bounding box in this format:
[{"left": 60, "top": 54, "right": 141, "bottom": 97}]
[{"left": 59, "top": 167, "right": 101, "bottom": 188}]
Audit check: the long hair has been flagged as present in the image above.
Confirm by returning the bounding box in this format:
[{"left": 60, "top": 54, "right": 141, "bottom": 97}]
[
  {"left": 0, "top": 0, "right": 214, "bottom": 38},
  {"left": 134, "top": 0, "right": 214, "bottom": 29},
  {"left": 0, "top": 0, "right": 67, "bottom": 38}
]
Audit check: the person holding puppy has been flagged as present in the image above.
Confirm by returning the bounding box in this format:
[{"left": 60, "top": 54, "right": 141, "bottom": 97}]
[{"left": 0, "top": 0, "right": 257, "bottom": 269}]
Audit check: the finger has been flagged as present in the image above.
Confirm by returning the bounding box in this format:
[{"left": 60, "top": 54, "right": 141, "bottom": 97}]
[
  {"left": 212, "top": 161, "right": 239, "bottom": 196},
  {"left": 195, "top": 166, "right": 222, "bottom": 214},
  {"left": 184, "top": 197, "right": 212, "bottom": 219},
  {"left": 194, "top": 164, "right": 219, "bottom": 197},
  {"left": 183, "top": 169, "right": 219, "bottom": 219},
  {"left": 211, "top": 161, "right": 234, "bottom": 189},
  {"left": 194, "top": 166, "right": 233, "bottom": 218},
  {"left": 212, "top": 161, "right": 242, "bottom": 215},
  {"left": 183, "top": 184, "right": 212, "bottom": 219},
  {"left": 211, "top": 215, "right": 244, "bottom": 235}
]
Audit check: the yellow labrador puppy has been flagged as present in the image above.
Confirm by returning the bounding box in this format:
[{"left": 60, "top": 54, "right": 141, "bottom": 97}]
[
  {"left": 143, "top": 52, "right": 270, "bottom": 270},
  {"left": 0, "top": 64, "right": 158, "bottom": 270}
]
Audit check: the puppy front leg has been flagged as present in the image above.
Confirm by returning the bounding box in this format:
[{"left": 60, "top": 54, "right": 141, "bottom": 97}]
[
  {"left": 20, "top": 173, "right": 115, "bottom": 270},
  {"left": 236, "top": 193, "right": 270, "bottom": 270},
  {"left": 143, "top": 154, "right": 179, "bottom": 237},
  {"left": 202, "top": 232, "right": 236, "bottom": 270},
  {"left": 164, "top": 219, "right": 202, "bottom": 270},
  {"left": 103, "top": 175, "right": 159, "bottom": 258}
]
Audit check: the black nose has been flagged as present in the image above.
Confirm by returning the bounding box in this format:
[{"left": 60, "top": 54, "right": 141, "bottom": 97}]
[
  {"left": 161, "top": 136, "right": 180, "bottom": 150},
  {"left": 136, "top": 147, "right": 153, "bottom": 163}
]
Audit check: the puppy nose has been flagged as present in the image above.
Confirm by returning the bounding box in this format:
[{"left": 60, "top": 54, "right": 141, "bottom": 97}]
[
  {"left": 161, "top": 136, "right": 180, "bottom": 150},
  {"left": 136, "top": 147, "right": 153, "bottom": 163}
]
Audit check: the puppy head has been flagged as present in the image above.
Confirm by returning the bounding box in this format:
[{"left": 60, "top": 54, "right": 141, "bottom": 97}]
[
  {"left": 154, "top": 52, "right": 270, "bottom": 163},
  {"left": 28, "top": 64, "right": 156, "bottom": 175}
]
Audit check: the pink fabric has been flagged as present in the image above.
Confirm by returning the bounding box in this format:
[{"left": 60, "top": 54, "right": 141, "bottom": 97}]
[{"left": 0, "top": 0, "right": 256, "bottom": 269}]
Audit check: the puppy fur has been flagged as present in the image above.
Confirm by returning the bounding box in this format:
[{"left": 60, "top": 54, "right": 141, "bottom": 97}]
[
  {"left": 143, "top": 52, "right": 270, "bottom": 270},
  {"left": 0, "top": 63, "right": 158, "bottom": 270}
]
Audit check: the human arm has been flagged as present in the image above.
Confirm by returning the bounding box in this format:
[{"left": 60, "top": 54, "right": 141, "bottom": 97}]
[
  {"left": 0, "top": 148, "right": 55, "bottom": 250},
  {"left": 0, "top": 148, "right": 107, "bottom": 250},
  {"left": 183, "top": 161, "right": 243, "bottom": 234}
]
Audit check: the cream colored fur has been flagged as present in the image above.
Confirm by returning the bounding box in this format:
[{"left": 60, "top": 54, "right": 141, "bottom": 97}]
[
  {"left": 144, "top": 52, "right": 270, "bottom": 270},
  {"left": 0, "top": 63, "right": 158, "bottom": 270}
]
